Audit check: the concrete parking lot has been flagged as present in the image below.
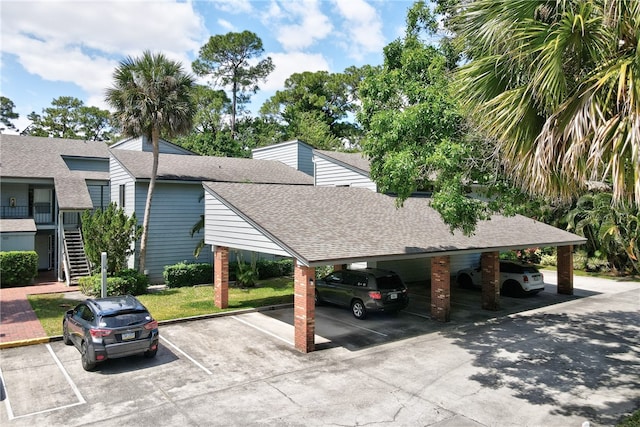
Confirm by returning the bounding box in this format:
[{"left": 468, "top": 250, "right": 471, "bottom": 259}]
[{"left": 1, "top": 272, "right": 638, "bottom": 426}]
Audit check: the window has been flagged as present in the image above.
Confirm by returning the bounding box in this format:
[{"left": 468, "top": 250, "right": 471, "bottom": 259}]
[{"left": 119, "top": 184, "right": 126, "bottom": 207}]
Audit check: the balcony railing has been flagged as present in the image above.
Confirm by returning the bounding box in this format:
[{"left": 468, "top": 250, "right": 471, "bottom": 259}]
[{"left": 1, "top": 205, "right": 55, "bottom": 224}]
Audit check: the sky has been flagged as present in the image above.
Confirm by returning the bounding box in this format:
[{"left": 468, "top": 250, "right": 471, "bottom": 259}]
[{"left": 0, "top": 0, "right": 418, "bottom": 134}]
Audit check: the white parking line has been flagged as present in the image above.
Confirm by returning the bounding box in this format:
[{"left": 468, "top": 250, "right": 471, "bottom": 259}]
[
  {"left": 160, "top": 336, "right": 213, "bottom": 375},
  {"left": 231, "top": 315, "right": 295, "bottom": 346},
  {"left": 315, "top": 312, "right": 389, "bottom": 337},
  {"left": 0, "top": 344, "right": 86, "bottom": 421}
]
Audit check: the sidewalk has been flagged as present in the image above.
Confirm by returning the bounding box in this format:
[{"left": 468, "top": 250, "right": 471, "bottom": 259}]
[{"left": 0, "top": 271, "right": 78, "bottom": 346}]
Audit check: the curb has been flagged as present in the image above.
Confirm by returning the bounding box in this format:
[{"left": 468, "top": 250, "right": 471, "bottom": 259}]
[{"left": 0, "top": 303, "right": 294, "bottom": 350}]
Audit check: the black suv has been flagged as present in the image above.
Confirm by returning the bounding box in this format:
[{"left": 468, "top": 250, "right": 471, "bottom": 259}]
[
  {"left": 62, "top": 295, "right": 159, "bottom": 371},
  {"left": 315, "top": 268, "right": 409, "bottom": 319}
]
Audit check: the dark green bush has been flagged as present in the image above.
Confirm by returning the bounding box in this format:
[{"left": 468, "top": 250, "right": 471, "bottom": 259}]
[
  {"left": 163, "top": 262, "right": 213, "bottom": 288},
  {"left": 0, "top": 251, "right": 38, "bottom": 286},
  {"left": 78, "top": 269, "right": 149, "bottom": 296}
]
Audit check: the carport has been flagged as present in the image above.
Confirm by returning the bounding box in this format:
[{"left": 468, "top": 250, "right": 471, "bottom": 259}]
[{"left": 202, "top": 182, "right": 586, "bottom": 353}]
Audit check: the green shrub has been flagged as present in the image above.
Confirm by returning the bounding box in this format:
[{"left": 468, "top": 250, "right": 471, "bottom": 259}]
[
  {"left": 163, "top": 262, "right": 213, "bottom": 288},
  {"left": 539, "top": 253, "right": 557, "bottom": 267},
  {"left": 0, "top": 251, "right": 38, "bottom": 286},
  {"left": 256, "top": 259, "right": 294, "bottom": 279},
  {"left": 78, "top": 269, "right": 149, "bottom": 296},
  {"left": 586, "top": 257, "right": 610, "bottom": 272},
  {"left": 574, "top": 250, "right": 588, "bottom": 271}
]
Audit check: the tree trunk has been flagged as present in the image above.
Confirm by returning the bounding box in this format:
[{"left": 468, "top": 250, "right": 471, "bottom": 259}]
[
  {"left": 138, "top": 127, "right": 160, "bottom": 274},
  {"left": 231, "top": 81, "right": 237, "bottom": 139}
]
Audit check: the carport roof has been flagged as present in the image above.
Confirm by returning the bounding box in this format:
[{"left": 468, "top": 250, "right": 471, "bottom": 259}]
[{"left": 203, "top": 182, "right": 587, "bottom": 266}]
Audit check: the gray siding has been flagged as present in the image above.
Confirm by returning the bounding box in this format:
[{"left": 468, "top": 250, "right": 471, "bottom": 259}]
[
  {"left": 314, "top": 156, "right": 376, "bottom": 190},
  {"left": 252, "top": 141, "right": 314, "bottom": 176},
  {"left": 204, "top": 190, "right": 289, "bottom": 257},
  {"left": 134, "top": 182, "right": 212, "bottom": 283},
  {"left": 63, "top": 157, "right": 109, "bottom": 172},
  {"left": 0, "top": 233, "right": 36, "bottom": 251},
  {"left": 112, "top": 137, "right": 193, "bottom": 155},
  {"left": 109, "top": 157, "right": 135, "bottom": 217},
  {"left": 1, "top": 183, "right": 29, "bottom": 213}
]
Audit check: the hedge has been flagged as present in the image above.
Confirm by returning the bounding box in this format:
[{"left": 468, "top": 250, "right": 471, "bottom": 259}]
[
  {"left": 0, "top": 251, "right": 38, "bottom": 287},
  {"left": 78, "top": 269, "right": 149, "bottom": 296},
  {"left": 163, "top": 262, "right": 213, "bottom": 288},
  {"left": 163, "top": 258, "right": 293, "bottom": 288}
]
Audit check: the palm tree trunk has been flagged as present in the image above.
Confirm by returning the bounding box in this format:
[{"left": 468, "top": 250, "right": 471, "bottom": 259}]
[{"left": 138, "top": 128, "right": 160, "bottom": 274}]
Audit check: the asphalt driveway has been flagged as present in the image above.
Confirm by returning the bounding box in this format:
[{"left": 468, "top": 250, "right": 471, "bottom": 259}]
[{"left": 0, "top": 272, "right": 638, "bottom": 426}]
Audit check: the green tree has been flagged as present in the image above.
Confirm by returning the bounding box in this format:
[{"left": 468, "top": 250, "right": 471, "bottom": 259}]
[
  {"left": 23, "top": 96, "right": 114, "bottom": 141},
  {"left": 81, "top": 203, "right": 142, "bottom": 274},
  {"left": 566, "top": 192, "right": 639, "bottom": 274},
  {"left": 455, "top": 0, "right": 640, "bottom": 207},
  {"left": 106, "top": 51, "right": 195, "bottom": 274},
  {"left": 260, "top": 68, "right": 366, "bottom": 148},
  {"left": 358, "top": 2, "right": 503, "bottom": 235},
  {"left": 193, "top": 31, "right": 274, "bottom": 138},
  {"left": 0, "top": 96, "right": 19, "bottom": 132}
]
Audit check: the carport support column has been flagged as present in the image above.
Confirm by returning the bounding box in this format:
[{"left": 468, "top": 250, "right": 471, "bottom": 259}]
[
  {"left": 431, "top": 256, "right": 451, "bottom": 322},
  {"left": 214, "top": 246, "right": 229, "bottom": 309},
  {"left": 481, "top": 252, "right": 500, "bottom": 311},
  {"left": 557, "top": 245, "right": 574, "bottom": 295},
  {"left": 294, "top": 260, "right": 315, "bottom": 353}
]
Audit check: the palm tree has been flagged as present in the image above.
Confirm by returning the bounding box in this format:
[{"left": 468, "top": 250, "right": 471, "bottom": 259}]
[
  {"left": 456, "top": 0, "right": 639, "bottom": 206},
  {"left": 106, "top": 51, "right": 195, "bottom": 274}
]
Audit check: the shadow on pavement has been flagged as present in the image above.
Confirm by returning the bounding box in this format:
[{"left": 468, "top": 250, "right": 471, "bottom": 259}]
[{"left": 442, "top": 310, "right": 640, "bottom": 425}]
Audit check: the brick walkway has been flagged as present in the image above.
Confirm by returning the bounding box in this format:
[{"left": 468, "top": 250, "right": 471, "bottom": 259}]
[{"left": 0, "top": 271, "right": 79, "bottom": 345}]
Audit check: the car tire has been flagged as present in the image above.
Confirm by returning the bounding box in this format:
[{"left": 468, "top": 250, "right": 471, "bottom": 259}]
[
  {"left": 144, "top": 347, "right": 158, "bottom": 358},
  {"left": 351, "top": 299, "right": 367, "bottom": 320},
  {"left": 62, "top": 322, "right": 72, "bottom": 346},
  {"left": 314, "top": 290, "right": 323, "bottom": 306},
  {"left": 81, "top": 341, "right": 97, "bottom": 371},
  {"left": 501, "top": 280, "right": 525, "bottom": 297},
  {"left": 457, "top": 274, "right": 473, "bottom": 289}
]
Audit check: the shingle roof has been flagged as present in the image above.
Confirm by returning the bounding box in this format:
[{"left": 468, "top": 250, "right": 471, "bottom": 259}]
[
  {"left": 0, "top": 218, "right": 37, "bottom": 233},
  {"left": 111, "top": 149, "right": 314, "bottom": 185},
  {"left": 203, "top": 182, "right": 586, "bottom": 265},
  {"left": 0, "top": 135, "right": 110, "bottom": 210},
  {"left": 314, "top": 150, "right": 371, "bottom": 175}
]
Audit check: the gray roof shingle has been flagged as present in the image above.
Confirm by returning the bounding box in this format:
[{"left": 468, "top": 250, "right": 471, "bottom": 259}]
[
  {"left": 111, "top": 149, "right": 314, "bottom": 185},
  {"left": 0, "top": 135, "right": 109, "bottom": 210},
  {"left": 203, "top": 182, "right": 586, "bottom": 265},
  {"left": 0, "top": 218, "right": 37, "bottom": 233}
]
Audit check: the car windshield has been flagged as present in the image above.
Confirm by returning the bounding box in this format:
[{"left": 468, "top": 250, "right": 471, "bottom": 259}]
[
  {"left": 375, "top": 275, "right": 404, "bottom": 290},
  {"left": 101, "top": 311, "right": 150, "bottom": 328}
]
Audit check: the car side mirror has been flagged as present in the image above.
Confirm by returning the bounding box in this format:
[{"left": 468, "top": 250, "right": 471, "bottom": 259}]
[{"left": 66, "top": 309, "right": 73, "bottom": 317}]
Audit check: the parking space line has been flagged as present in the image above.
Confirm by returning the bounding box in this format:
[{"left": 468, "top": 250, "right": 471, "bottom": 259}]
[
  {"left": 315, "top": 312, "right": 389, "bottom": 337},
  {"left": 160, "top": 336, "right": 213, "bottom": 375},
  {"left": 0, "top": 344, "right": 86, "bottom": 421},
  {"left": 232, "top": 315, "right": 294, "bottom": 346}
]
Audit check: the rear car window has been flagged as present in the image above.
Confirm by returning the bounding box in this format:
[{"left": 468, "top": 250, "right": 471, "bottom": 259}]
[
  {"left": 375, "top": 275, "right": 404, "bottom": 290},
  {"left": 101, "top": 311, "right": 150, "bottom": 328}
]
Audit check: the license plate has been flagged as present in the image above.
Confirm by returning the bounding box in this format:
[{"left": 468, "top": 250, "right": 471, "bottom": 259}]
[
  {"left": 122, "top": 332, "right": 135, "bottom": 340},
  {"left": 389, "top": 293, "right": 398, "bottom": 300}
]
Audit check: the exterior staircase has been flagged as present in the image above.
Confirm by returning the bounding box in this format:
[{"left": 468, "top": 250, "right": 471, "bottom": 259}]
[{"left": 63, "top": 228, "right": 91, "bottom": 285}]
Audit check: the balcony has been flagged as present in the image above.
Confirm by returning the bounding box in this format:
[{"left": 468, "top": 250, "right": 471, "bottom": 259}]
[{"left": 1, "top": 205, "right": 54, "bottom": 224}]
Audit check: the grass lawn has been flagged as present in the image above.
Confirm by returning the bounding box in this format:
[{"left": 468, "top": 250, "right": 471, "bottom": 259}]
[{"left": 28, "top": 277, "right": 294, "bottom": 337}]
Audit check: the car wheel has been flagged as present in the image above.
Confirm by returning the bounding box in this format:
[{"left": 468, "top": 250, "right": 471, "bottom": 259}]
[
  {"left": 81, "top": 341, "right": 97, "bottom": 371},
  {"left": 314, "top": 290, "right": 323, "bottom": 306},
  {"left": 144, "top": 348, "right": 158, "bottom": 358},
  {"left": 62, "top": 321, "right": 72, "bottom": 346},
  {"left": 351, "top": 299, "right": 367, "bottom": 320},
  {"left": 501, "top": 280, "right": 524, "bottom": 297},
  {"left": 457, "top": 274, "right": 473, "bottom": 289}
]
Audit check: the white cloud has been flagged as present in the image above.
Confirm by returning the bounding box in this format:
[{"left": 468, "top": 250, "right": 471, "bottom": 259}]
[
  {"left": 261, "top": 52, "right": 330, "bottom": 92},
  {"left": 217, "top": 18, "right": 235, "bottom": 31},
  {"left": 210, "top": 0, "right": 253, "bottom": 14},
  {"left": 0, "top": 0, "right": 206, "bottom": 109},
  {"left": 262, "top": 0, "right": 333, "bottom": 51},
  {"left": 332, "top": 0, "right": 385, "bottom": 60}
]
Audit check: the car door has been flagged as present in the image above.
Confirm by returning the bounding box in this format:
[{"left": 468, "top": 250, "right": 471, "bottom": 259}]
[
  {"left": 66, "top": 304, "right": 92, "bottom": 344},
  {"left": 318, "top": 271, "right": 344, "bottom": 304},
  {"left": 333, "top": 271, "right": 364, "bottom": 307}
]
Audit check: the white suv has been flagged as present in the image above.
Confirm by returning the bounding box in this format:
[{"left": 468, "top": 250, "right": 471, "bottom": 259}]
[{"left": 456, "top": 260, "right": 545, "bottom": 296}]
